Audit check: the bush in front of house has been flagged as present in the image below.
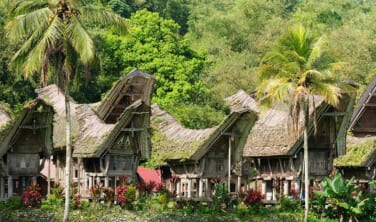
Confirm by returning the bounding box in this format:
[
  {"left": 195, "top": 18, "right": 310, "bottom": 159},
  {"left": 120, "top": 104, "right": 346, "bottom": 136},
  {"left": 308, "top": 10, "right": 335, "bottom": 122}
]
[{"left": 21, "top": 183, "right": 42, "bottom": 208}]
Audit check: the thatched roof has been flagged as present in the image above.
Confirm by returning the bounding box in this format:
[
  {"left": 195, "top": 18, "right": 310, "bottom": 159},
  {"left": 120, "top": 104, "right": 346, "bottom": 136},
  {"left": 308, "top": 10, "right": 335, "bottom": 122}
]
[
  {"left": 36, "top": 84, "right": 81, "bottom": 149},
  {"left": 96, "top": 69, "right": 155, "bottom": 123},
  {"left": 225, "top": 90, "right": 259, "bottom": 112},
  {"left": 227, "top": 90, "right": 328, "bottom": 157},
  {"left": 151, "top": 104, "right": 256, "bottom": 164},
  {"left": 349, "top": 73, "right": 376, "bottom": 131},
  {"left": 37, "top": 84, "right": 151, "bottom": 158},
  {"left": 151, "top": 105, "right": 215, "bottom": 162},
  {"left": 0, "top": 99, "right": 54, "bottom": 157},
  {"left": 334, "top": 136, "right": 376, "bottom": 167}
]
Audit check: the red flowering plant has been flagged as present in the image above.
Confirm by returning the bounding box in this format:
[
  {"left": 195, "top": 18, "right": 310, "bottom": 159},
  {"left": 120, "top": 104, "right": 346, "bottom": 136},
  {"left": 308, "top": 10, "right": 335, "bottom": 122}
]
[
  {"left": 170, "top": 175, "right": 180, "bottom": 184},
  {"left": 102, "top": 187, "right": 115, "bottom": 205},
  {"left": 119, "top": 175, "right": 128, "bottom": 186},
  {"left": 73, "top": 194, "right": 81, "bottom": 209},
  {"left": 289, "top": 188, "right": 300, "bottom": 201},
  {"left": 137, "top": 181, "right": 156, "bottom": 197},
  {"left": 115, "top": 185, "right": 128, "bottom": 207},
  {"left": 89, "top": 184, "right": 102, "bottom": 204},
  {"left": 22, "top": 183, "right": 42, "bottom": 208},
  {"left": 243, "top": 189, "right": 265, "bottom": 211}
]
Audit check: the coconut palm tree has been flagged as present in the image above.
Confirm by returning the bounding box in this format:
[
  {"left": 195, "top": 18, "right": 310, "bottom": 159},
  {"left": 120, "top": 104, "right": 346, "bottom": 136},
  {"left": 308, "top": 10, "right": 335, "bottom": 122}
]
[
  {"left": 6, "top": 1, "right": 126, "bottom": 221},
  {"left": 256, "top": 25, "right": 341, "bottom": 222}
]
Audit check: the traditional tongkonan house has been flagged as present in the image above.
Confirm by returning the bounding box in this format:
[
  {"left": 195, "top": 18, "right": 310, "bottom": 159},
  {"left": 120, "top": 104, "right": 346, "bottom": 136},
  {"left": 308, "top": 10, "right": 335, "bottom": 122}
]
[
  {"left": 228, "top": 89, "right": 355, "bottom": 203},
  {"left": 334, "top": 75, "right": 376, "bottom": 193},
  {"left": 151, "top": 104, "right": 258, "bottom": 200},
  {"left": 37, "top": 69, "right": 154, "bottom": 197},
  {"left": 0, "top": 100, "right": 54, "bottom": 199}
]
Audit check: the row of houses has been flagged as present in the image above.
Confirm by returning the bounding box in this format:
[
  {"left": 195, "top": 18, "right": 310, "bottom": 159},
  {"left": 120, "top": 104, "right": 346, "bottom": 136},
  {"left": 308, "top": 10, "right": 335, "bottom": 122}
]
[{"left": 0, "top": 69, "right": 375, "bottom": 202}]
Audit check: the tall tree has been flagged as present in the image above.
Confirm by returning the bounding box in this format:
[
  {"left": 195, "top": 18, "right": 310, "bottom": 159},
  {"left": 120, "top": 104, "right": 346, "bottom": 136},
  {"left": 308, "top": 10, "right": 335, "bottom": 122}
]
[
  {"left": 256, "top": 25, "right": 341, "bottom": 222},
  {"left": 6, "top": 1, "right": 126, "bottom": 221}
]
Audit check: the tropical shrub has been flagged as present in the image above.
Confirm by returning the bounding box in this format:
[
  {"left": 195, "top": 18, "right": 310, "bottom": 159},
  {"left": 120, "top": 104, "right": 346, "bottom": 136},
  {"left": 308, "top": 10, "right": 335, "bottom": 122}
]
[
  {"left": 212, "top": 183, "right": 228, "bottom": 212},
  {"left": 243, "top": 189, "right": 264, "bottom": 211},
  {"left": 137, "top": 181, "right": 156, "bottom": 197},
  {"left": 115, "top": 185, "right": 128, "bottom": 208},
  {"left": 89, "top": 184, "right": 102, "bottom": 204},
  {"left": 21, "top": 183, "right": 42, "bottom": 208},
  {"left": 102, "top": 187, "right": 115, "bottom": 206},
  {"left": 5, "top": 195, "right": 23, "bottom": 210},
  {"left": 313, "top": 172, "right": 369, "bottom": 221},
  {"left": 125, "top": 184, "right": 137, "bottom": 209}
]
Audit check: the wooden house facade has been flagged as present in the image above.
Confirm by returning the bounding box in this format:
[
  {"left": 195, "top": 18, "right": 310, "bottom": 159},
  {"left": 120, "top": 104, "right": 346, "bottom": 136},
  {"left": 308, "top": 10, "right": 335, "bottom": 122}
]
[
  {"left": 229, "top": 90, "right": 355, "bottom": 202},
  {"left": 0, "top": 100, "right": 54, "bottom": 199},
  {"left": 37, "top": 69, "right": 154, "bottom": 197},
  {"left": 151, "top": 104, "right": 258, "bottom": 200},
  {"left": 335, "top": 75, "right": 376, "bottom": 192}
]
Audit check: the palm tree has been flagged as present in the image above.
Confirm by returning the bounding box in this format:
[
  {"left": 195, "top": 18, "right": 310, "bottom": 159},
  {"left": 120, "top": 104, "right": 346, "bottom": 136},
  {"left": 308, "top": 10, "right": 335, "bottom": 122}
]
[
  {"left": 6, "top": 1, "right": 126, "bottom": 221},
  {"left": 256, "top": 25, "right": 341, "bottom": 222}
]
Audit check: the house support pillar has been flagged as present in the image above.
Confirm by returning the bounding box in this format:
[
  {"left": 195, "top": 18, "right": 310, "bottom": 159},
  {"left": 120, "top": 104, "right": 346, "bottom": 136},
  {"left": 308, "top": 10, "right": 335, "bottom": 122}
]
[
  {"left": 88, "top": 176, "right": 93, "bottom": 189},
  {"left": 370, "top": 183, "right": 375, "bottom": 193},
  {"left": 104, "top": 176, "right": 109, "bottom": 187},
  {"left": 187, "top": 179, "right": 192, "bottom": 198},
  {"left": 198, "top": 179, "right": 203, "bottom": 198},
  {"left": 294, "top": 180, "right": 300, "bottom": 193},
  {"left": 176, "top": 181, "right": 181, "bottom": 198},
  {"left": 7, "top": 176, "right": 12, "bottom": 198},
  {"left": 0, "top": 177, "right": 4, "bottom": 200},
  {"left": 32, "top": 176, "right": 37, "bottom": 185},
  {"left": 261, "top": 180, "right": 266, "bottom": 196},
  {"left": 96, "top": 176, "right": 100, "bottom": 185},
  {"left": 283, "top": 180, "right": 289, "bottom": 196},
  {"left": 205, "top": 179, "right": 210, "bottom": 197},
  {"left": 237, "top": 176, "right": 241, "bottom": 192}
]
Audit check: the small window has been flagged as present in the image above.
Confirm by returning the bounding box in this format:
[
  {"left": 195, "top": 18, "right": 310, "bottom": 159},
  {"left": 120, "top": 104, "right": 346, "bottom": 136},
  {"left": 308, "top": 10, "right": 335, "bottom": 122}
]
[{"left": 74, "top": 169, "right": 79, "bottom": 178}]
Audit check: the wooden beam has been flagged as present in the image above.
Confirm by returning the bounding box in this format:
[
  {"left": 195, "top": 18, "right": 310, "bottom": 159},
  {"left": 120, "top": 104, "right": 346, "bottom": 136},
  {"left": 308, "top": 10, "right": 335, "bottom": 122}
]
[
  {"left": 132, "top": 112, "right": 149, "bottom": 115},
  {"left": 120, "top": 92, "right": 144, "bottom": 96},
  {"left": 112, "top": 104, "right": 127, "bottom": 109},
  {"left": 125, "top": 82, "right": 145, "bottom": 86},
  {"left": 121, "top": 128, "right": 144, "bottom": 132},
  {"left": 353, "top": 127, "right": 376, "bottom": 133},
  {"left": 322, "top": 112, "right": 348, "bottom": 116},
  {"left": 365, "top": 103, "right": 376, "bottom": 107}
]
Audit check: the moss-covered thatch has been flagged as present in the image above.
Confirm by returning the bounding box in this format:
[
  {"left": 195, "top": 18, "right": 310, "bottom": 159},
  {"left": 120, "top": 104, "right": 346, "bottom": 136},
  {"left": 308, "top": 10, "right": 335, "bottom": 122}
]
[
  {"left": 226, "top": 90, "right": 329, "bottom": 157},
  {"left": 150, "top": 104, "right": 257, "bottom": 165},
  {"left": 334, "top": 136, "right": 376, "bottom": 167},
  {"left": 0, "top": 99, "right": 54, "bottom": 157},
  {"left": 36, "top": 83, "right": 152, "bottom": 159}
]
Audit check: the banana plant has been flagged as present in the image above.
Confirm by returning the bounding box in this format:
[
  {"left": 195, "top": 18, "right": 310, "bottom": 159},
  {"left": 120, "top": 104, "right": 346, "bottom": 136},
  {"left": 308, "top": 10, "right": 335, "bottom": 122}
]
[{"left": 313, "top": 172, "right": 368, "bottom": 222}]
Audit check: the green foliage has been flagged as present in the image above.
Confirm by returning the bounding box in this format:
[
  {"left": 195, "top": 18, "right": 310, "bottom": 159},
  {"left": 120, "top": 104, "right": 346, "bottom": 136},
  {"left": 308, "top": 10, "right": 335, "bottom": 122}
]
[
  {"left": 212, "top": 183, "right": 229, "bottom": 212},
  {"left": 5, "top": 195, "right": 23, "bottom": 210},
  {"left": 125, "top": 184, "right": 137, "bottom": 205},
  {"left": 279, "top": 195, "right": 301, "bottom": 212},
  {"left": 334, "top": 138, "right": 376, "bottom": 167},
  {"left": 313, "top": 172, "right": 369, "bottom": 221}
]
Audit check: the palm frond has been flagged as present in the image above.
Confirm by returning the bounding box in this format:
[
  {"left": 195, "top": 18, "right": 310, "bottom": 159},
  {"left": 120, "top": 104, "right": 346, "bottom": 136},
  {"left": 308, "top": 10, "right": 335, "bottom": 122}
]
[
  {"left": 80, "top": 4, "right": 128, "bottom": 35},
  {"left": 256, "top": 77, "right": 294, "bottom": 106},
  {"left": 66, "top": 16, "right": 94, "bottom": 64},
  {"left": 9, "top": 0, "right": 49, "bottom": 17},
  {"left": 310, "top": 81, "right": 341, "bottom": 107},
  {"left": 307, "top": 36, "right": 326, "bottom": 69},
  {"left": 23, "top": 16, "right": 63, "bottom": 76},
  {"left": 6, "top": 7, "right": 51, "bottom": 42}
]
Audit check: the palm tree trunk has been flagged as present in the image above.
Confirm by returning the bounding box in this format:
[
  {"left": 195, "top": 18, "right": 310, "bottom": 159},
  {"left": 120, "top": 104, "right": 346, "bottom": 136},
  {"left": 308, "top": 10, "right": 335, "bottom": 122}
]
[
  {"left": 303, "top": 117, "right": 309, "bottom": 222},
  {"left": 63, "top": 85, "right": 72, "bottom": 222}
]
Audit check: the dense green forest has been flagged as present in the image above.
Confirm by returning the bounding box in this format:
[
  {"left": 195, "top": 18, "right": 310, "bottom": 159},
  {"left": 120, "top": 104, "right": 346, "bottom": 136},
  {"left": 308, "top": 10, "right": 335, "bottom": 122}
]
[{"left": 1, "top": 0, "right": 376, "bottom": 128}]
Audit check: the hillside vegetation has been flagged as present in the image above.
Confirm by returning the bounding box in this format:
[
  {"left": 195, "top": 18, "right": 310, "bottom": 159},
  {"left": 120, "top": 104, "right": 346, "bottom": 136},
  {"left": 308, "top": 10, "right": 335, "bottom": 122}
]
[{"left": 0, "top": 0, "right": 375, "bottom": 128}]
